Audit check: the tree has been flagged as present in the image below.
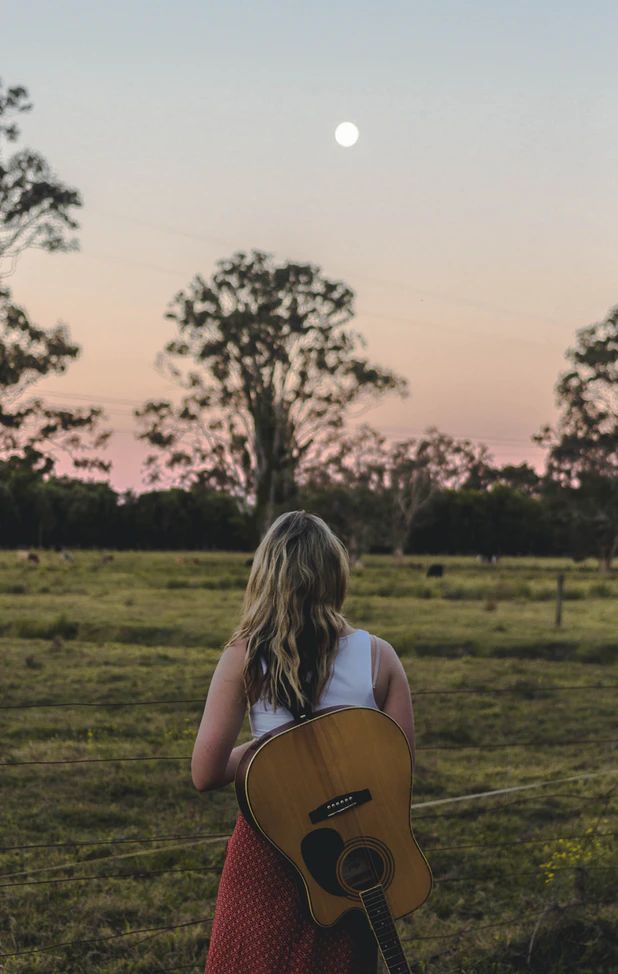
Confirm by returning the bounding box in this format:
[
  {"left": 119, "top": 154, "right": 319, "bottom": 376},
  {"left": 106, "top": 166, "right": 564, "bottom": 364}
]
[
  {"left": 299, "top": 424, "right": 494, "bottom": 559},
  {"left": 535, "top": 306, "right": 618, "bottom": 571},
  {"left": 0, "top": 80, "right": 81, "bottom": 271},
  {"left": 483, "top": 462, "right": 542, "bottom": 496},
  {"left": 387, "top": 427, "right": 494, "bottom": 557},
  {"left": 0, "top": 81, "right": 109, "bottom": 483},
  {"left": 0, "top": 290, "right": 111, "bottom": 476},
  {"left": 299, "top": 425, "right": 390, "bottom": 561},
  {"left": 136, "top": 250, "right": 408, "bottom": 535}
]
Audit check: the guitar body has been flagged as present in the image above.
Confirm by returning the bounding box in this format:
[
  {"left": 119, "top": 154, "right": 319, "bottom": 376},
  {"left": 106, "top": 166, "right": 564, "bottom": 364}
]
[{"left": 235, "top": 706, "right": 432, "bottom": 931}]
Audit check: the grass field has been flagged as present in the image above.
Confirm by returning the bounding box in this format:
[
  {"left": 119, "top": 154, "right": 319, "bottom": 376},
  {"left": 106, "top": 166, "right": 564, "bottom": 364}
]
[{"left": 0, "top": 551, "right": 616, "bottom": 973}]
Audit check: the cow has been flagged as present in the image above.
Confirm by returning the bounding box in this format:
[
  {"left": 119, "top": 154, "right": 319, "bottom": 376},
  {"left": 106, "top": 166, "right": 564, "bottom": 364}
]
[{"left": 17, "top": 551, "right": 39, "bottom": 565}]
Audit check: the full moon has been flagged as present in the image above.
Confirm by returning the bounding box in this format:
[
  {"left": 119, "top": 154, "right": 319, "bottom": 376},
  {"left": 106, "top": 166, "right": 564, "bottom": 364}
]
[{"left": 334, "top": 121, "right": 359, "bottom": 147}]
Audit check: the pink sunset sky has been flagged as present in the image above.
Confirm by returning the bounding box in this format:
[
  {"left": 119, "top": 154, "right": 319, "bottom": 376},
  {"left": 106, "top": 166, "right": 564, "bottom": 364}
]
[{"left": 4, "top": 1, "right": 618, "bottom": 493}]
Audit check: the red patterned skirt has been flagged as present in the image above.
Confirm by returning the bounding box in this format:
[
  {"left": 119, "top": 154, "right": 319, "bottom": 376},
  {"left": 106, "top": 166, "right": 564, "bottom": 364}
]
[{"left": 204, "top": 812, "right": 379, "bottom": 974}]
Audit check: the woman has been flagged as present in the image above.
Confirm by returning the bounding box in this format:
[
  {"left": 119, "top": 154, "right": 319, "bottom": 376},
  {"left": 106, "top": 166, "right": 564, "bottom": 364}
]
[{"left": 191, "top": 510, "right": 415, "bottom": 974}]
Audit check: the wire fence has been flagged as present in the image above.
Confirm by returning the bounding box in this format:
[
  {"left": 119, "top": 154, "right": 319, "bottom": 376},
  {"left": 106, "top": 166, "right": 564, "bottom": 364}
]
[
  {"left": 2, "top": 737, "right": 616, "bottom": 769},
  {"left": 1, "top": 682, "right": 616, "bottom": 970},
  {"left": 2, "top": 826, "right": 616, "bottom": 884},
  {"left": 0, "top": 791, "right": 605, "bottom": 858},
  {"left": 1, "top": 892, "right": 615, "bottom": 962},
  {"left": 0, "top": 859, "right": 614, "bottom": 892},
  {"left": 1, "top": 682, "right": 617, "bottom": 710}
]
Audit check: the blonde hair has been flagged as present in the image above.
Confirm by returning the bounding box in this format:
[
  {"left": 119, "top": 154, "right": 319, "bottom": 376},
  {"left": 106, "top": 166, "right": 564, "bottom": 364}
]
[{"left": 227, "top": 510, "right": 350, "bottom": 715}]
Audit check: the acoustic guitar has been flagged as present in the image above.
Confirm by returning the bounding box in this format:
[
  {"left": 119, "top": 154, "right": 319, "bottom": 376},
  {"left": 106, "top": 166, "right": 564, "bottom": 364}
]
[{"left": 235, "top": 705, "right": 432, "bottom": 974}]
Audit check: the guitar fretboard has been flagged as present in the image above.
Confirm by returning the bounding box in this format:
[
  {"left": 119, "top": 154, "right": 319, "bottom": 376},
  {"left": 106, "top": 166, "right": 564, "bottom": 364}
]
[{"left": 359, "top": 884, "right": 411, "bottom": 974}]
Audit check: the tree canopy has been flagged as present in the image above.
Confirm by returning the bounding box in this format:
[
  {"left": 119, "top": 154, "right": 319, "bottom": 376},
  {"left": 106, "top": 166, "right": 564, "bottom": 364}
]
[
  {"left": 0, "top": 289, "right": 111, "bottom": 475},
  {"left": 0, "top": 80, "right": 109, "bottom": 477},
  {"left": 136, "top": 249, "right": 408, "bottom": 533},
  {"left": 0, "top": 80, "right": 82, "bottom": 265},
  {"left": 536, "top": 306, "right": 617, "bottom": 569}
]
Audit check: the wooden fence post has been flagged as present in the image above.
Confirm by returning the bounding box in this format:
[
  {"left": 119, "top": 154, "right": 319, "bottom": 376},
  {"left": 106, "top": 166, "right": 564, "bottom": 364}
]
[{"left": 555, "top": 573, "right": 565, "bottom": 628}]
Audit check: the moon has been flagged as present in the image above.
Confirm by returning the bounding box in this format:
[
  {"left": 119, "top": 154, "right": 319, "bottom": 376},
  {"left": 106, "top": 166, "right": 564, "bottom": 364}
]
[{"left": 335, "top": 121, "right": 359, "bottom": 148}]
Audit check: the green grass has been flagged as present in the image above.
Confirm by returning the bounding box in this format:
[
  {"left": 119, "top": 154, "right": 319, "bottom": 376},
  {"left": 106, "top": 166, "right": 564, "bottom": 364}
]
[{"left": 0, "top": 551, "right": 616, "bottom": 973}]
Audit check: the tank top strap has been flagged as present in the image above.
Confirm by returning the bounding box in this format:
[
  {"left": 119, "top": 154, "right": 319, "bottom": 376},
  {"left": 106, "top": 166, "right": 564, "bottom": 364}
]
[{"left": 370, "top": 632, "right": 382, "bottom": 689}]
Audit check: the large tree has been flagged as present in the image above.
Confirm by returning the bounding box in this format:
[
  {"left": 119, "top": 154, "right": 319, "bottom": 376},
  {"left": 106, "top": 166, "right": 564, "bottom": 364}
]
[
  {"left": 136, "top": 250, "right": 408, "bottom": 535},
  {"left": 0, "top": 80, "right": 109, "bottom": 480},
  {"left": 535, "top": 306, "right": 617, "bottom": 570},
  {"left": 0, "top": 80, "right": 81, "bottom": 269},
  {"left": 0, "top": 289, "right": 111, "bottom": 476}
]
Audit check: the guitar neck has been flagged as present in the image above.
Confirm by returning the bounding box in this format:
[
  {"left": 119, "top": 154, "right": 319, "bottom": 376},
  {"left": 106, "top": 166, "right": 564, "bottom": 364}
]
[{"left": 359, "top": 884, "right": 411, "bottom": 974}]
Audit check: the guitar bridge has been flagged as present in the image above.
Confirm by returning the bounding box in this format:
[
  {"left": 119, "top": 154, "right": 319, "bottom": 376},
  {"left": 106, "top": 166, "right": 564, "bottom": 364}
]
[{"left": 309, "top": 788, "right": 372, "bottom": 824}]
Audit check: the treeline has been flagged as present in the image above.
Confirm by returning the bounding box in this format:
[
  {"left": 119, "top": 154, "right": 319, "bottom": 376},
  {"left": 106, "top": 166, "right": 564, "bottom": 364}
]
[{"left": 0, "top": 469, "right": 576, "bottom": 557}]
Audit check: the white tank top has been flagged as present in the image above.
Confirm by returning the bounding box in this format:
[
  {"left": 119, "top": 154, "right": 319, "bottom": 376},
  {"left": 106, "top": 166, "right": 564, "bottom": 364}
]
[{"left": 249, "top": 628, "right": 379, "bottom": 739}]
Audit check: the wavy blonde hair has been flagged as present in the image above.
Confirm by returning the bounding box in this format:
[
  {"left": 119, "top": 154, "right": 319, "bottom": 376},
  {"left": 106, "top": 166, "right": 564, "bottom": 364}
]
[{"left": 227, "top": 510, "right": 350, "bottom": 715}]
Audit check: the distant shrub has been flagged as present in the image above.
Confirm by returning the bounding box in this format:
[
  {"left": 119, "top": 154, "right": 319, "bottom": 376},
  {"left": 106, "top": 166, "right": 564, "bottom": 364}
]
[
  {"left": 589, "top": 582, "right": 614, "bottom": 598},
  {"left": 165, "top": 575, "right": 246, "bottom": 590},
  {"left": 13, "top": 613, "right": 78, "bottom": 640}
]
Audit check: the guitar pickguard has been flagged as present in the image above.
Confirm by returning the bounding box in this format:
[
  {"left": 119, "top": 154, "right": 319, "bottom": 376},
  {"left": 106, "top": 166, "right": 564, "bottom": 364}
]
[{"left": 300, "top": 828, "right": 347, "bottom": 897}]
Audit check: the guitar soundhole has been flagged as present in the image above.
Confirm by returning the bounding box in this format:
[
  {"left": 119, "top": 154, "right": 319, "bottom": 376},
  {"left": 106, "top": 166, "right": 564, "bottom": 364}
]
[{"left": 337, "top": 838, "right": 394, "bottom": 896}]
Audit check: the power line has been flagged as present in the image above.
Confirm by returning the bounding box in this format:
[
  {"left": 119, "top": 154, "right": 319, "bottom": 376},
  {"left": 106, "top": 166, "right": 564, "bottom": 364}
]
[
  {"left": 359, "top": 310, "right": 557, "bottom": 349},
  {"left": 32, "top": 386, "right": 550, "bottom": 448},
  {"left": 48, "top": 243, "right": 563, "bottom": 350},
  {"left": 77, "top": 249, "right": 189, "bottom": 279},
  {"left": 85, "top": 206, "right": 569, "bottom": 332},
  {"left": 377, "top": 423, "right": 546, "bottom": 447},
  {"left": 2, "top": 737, "right": 616, "bottom": 768},
  {"left": 40, "top": 389, "right": 163, "bottom": 408},
  {"left": 3, "top": 683, "right": 615, "bottom": 712}
]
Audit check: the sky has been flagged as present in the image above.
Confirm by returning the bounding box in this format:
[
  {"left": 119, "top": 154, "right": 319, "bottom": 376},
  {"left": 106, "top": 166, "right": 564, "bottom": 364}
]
[{"left": 3, "top": 0, "right": 618, "bottom": 492}]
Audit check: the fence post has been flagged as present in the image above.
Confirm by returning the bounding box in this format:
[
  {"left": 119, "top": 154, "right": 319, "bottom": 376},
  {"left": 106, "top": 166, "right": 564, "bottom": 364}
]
[{"left": 555, "top": 573, "right": 565, "bottom": 628}]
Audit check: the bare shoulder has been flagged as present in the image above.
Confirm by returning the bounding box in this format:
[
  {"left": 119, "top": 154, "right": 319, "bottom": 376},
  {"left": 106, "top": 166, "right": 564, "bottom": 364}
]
[
  {"left": 223, "top": 636, "right": 248, "bottom": 658},
  {"left": 217, "top": 637, "right": 247, "bottom": 675},
  {"left": 373, "top": 635, "right": 401, "bottom": 669}
]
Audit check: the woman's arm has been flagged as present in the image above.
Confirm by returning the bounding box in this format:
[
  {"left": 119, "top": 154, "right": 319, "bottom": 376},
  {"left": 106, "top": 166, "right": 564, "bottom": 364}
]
[
  {"left": 191, "top": 640, "right": 249, "bottom": 791},
  {"left": 375, "top": 637, "right": 416, "bottom": 767}
]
